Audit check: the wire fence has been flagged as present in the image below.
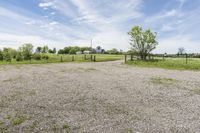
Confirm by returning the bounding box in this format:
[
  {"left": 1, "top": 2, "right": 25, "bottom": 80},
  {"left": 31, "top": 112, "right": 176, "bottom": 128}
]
[
  {"left": 0, "top": 54, "right": 97, "bottom": 64},
  {"left": 124, "top": 53, "right": 200, "bottom": 64}
]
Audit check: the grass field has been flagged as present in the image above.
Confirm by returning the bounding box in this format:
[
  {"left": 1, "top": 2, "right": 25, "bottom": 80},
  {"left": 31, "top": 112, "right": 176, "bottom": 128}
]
[
  {"left": 126, "top": 57, "right": 200, "bottom": 70},
  {"left": 0, "top": 54, "right": 123, "bottom": 65}
]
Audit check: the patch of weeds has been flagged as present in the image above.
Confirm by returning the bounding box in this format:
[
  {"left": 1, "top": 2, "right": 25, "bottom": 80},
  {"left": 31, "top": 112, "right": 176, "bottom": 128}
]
[
  {"left": 52, "top": 122, "right": 61, "bottom": 132},
  {"left": 105, "top": 103, "right": 129, "bottom": 116},
  {"left": 123, "top": 128, "right": 133, "bottom": 133},
  {"left": 191, "top": 88, "right": 200, "bottom": 95},
  {"left": 150, "top": 77, "right": 178, "bottom": 85},
  {"left": 76, "top": 67, "right": 96, "bottom": 72},
  {"left": 12, "top": 116, "right": 26, "bottom": 126},
  {"left": 0, "top": 126, "right": 8, "bottom": 132},
  {"left": 5, "top": 115, "right": 11, "bottom": 119},
  {"left": 92, "top": 97, "right": 98, "bottom": 118},
  {"left": 0, "top": 120, "right": 9, "bottom": 132},
  {"left": 0, "top": 91, "right": 22, "bottom": 108},
  {"left": 29, "top": 120, "right": 39, "bottom": 130},
  {"left": 60, "top": 70, "right": 66, "bottom": 73},
  {"left": 29, "top": 90, "right": 37, "bottom": 96},
  {"left": 85, "top": 68, "right": 96, "bottom": 72},
  {"left": 2, "top": 76, "right": 22, "bottom": 83},
  {"left": 14, "top": 65, "right": 22, "bottom": 69},
  {"left": 63, "top": 124, "right": 71, "bottom": 133},
  {"left": 2, "top": 78, "right": 15, "bottom": 83},
  {"left": 0, "top": 121, "right": 4, "bottom": 125}
]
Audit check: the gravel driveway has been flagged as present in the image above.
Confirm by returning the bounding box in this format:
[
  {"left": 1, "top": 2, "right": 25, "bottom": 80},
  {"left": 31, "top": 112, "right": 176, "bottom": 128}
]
[{"left": 1, "top": 61, "right": 200, "bottom": 133}]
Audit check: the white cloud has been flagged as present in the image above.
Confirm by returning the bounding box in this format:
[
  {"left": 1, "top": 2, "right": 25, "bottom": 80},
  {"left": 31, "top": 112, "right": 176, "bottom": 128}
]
[
  {"left": 145, "top": 9, "right": 180, "bottom": 23},
  {"left": 0, "top": 33, "right": 61, "bottom": 49},
  {"left": 1, "top": 0, "right": 200, "bottom": 53},
  {"left": 177, "top": 0, "right": 187, "bottom": 8},
  {"left": 39, "top": 2, "right": 54, "bottom": 8},
  {"left": 155, "top": 35, "right": 200, "bottom": 54},
  {"left": 161, "top": 25, "right": 174, "bottom": 32},
  {"left": 49, "top": 21, "right": 58, "bottom": 25},
  {"left": 165, "top": 10, "right": 178, "bottom": 17},
  {"left": 50, "top": 12, "right": 55, "bottom": 15}
]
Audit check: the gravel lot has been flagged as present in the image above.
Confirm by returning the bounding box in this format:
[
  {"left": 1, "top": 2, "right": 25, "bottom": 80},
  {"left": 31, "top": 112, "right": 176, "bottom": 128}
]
[{"left": 1, "top": 61, "right": 200, "bottom": 133}]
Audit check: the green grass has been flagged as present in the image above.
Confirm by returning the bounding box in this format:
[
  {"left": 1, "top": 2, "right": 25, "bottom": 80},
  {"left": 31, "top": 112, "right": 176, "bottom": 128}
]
[
  {"left": 150, "top": 77, "right": 178, "bottom": 85},
  {"left": 94, "top": 54, "right": 123, "bottom": 62},
  {"left": 0, "top": 121, "right": 3, "bottom": 125},
  {"left": 12, "top": 116, "right": 26, "bottom": 126},
  {"left": 0, "top": 54, "right": 123, "bottom": 65},
  {"left": 126, "top": 57, "right": 200, "bottom": 70},
  {"left": 191, "top": 88, "right": 200, "bottom": 95}
]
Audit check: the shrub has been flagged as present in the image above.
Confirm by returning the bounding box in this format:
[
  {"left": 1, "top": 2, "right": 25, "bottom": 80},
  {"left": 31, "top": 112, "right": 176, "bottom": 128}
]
[
  {"left": 3, "top": 48, "right": 12, "bottom": 62},
  {"left": 41, "top": 54, "right": 49, "bottom": 60},
  {"left": 0, "top": 50, "right": 3, "bottom": 61},
  {"left": 16, "top": 53, "right": 23, "bottom": 61},
  {"left": 45, "top": 55, "right": 49, "bottom": 60},
  {"left": 19, "top": 43, "right": 33, "bottom": 60},
  {"left": 33, "top": 54, "right": 41, "bottom": 60}
]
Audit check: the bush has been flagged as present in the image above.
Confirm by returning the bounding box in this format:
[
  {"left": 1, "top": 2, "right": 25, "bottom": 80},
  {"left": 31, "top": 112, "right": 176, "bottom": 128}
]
[
  {"left": 3, "top": 48, "right": 12, "bottom": 62},
  {"left": 16, "top": 53, "right": 23, "bottom": 61},
  {"left": 33, "top": 54, "right": 41, "bottom": 60},
  {"left": 45, "top": 55, "right": 49, "bottom": 60},
  {"left": 41, "top": 54, "right": 49, "bottom": 60},
  {"left": 0, "top": 50, "right": 3, "bottom": 61},
  {"left": 19, "top": 43, "right": 33, "bottom": 60}
]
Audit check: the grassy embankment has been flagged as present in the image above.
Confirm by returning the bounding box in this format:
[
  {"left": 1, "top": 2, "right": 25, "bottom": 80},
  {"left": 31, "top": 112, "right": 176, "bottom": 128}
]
[
  {"left": 0, "top": 54, "right": 123, "bottom": 65},
  {"left": 126, "top": 57, "right": 200, "bottom": 70}
]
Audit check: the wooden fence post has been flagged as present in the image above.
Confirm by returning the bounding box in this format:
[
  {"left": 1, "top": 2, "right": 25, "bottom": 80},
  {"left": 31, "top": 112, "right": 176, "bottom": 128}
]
[
  {"left": 84, "top": 54, "right": 86, "bottom": 60},
  {"left": 125, "top": 54, "right": 127, "bottom": 63},
  {"left": 72, "top": 55, "right": 74, "bottom": 61},
  {"left": 60, "top": 56, "right": 63, "bottom": 62},
  {"left": 162, "top": 54, "right": 164, "bottom": 61},
  {"left": 186, "top": 54, "right": 188, "bottom": 64},
  {"left": 93, "top": 55, "right": 96, "bottom": 62},
  {"left": 91, "top": 55, "right": 93, "bottom": 61},
  {"left": 131, "top": 54, "right": 133, "bottom": 61}
]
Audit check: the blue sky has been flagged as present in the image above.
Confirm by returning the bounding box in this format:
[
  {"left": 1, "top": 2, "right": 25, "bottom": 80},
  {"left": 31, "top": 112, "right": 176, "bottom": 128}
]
[{"left": 0, "top": 0, "right": 200, "bottom": 53}]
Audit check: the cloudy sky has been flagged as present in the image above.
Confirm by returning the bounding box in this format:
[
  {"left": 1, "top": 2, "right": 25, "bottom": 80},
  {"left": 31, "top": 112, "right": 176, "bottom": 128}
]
[{"left": 0, "top": 0, "right": 200, "bottom": 53}]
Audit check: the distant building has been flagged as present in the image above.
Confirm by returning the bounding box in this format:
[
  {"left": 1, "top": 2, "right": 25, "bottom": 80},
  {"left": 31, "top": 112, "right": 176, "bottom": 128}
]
[
  {"left": 76, "top": 51, "right": 82, "bottom": 54},
  {"left": 95, "top": 46, "right": 105, "bottom": 54},
  {"left": 83, "top": 51, "right": 91, "bottom": 54}
]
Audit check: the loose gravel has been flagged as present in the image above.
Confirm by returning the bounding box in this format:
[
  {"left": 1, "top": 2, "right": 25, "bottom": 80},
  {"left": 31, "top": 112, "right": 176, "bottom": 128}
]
[{"left": 0, "top": 61, "right": 200, "bottom": 133}]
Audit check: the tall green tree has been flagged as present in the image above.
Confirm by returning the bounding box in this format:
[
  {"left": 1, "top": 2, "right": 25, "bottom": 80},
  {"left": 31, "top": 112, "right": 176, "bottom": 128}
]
[
  {"left": 19, "top": 43, "right": 33, "bottom": 60},
  {"left": 3, "top": 48, "right": 12, "bottom": 62},
  {"left": 53, "top": 48, "right": 56, "bottom": 54},
  {"left": 8, "top": 48, "right": 17, "bottom": 58},
  {"left": 178, "top": 47, "right": 185, "bottom": 55},
  {"left": 128, "top": 26, "right": 158, "bottom": 60},
  {"left": 36, "top": 47, "right": 42, "bottom": 53},
  {"left": 106, "top": 48, "right": 119, "bottom": 54},
  {"left": 42, "top": 45, "right": 49, "bottom": 53}
]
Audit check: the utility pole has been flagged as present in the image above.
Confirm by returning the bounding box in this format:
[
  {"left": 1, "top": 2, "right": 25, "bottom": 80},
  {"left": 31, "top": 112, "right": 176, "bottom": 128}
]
[
  {"left": 90, "top": 39, "right": 93, "bottom": 49},
  {"left": 90, "top": 39, "right": 93, "bottom": 53}
]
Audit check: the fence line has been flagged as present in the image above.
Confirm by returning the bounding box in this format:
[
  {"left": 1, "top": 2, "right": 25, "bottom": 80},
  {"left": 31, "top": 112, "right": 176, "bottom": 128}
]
[
  {"left": 124, "top": 53, "right": 200, "bottom": 64},
  {"left": 0, "top": 54, "right": 97, "bottom": 63}
]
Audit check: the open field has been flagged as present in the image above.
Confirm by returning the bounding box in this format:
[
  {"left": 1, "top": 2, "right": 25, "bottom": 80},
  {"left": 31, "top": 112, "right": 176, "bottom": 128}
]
[
  {"left": 0, "top": 54, "right": 123, "bottom": 65},
  {"left": 1, "top": 61, "right": 200, "bottom": 132},
  {"left": 126, "top": 57, "right": 200, "bottom": 70}
]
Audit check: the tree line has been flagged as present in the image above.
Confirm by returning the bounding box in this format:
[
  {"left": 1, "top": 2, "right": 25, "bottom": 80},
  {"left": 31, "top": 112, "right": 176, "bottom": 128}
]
[
  {"left": 0, "top": 44, "right": 56, "bottom": 62},
  {"left": 0, "top": 44, "right": 124, "bottom": 62},
  {"left": 58, "top": 46, "right": 123, "bottom": 54}
]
